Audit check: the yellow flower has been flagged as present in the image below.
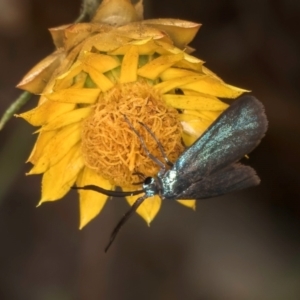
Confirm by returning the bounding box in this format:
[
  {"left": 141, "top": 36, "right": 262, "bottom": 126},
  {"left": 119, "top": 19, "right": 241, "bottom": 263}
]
[{"left": 16, "top": 0, "right": 247, "bottom": 228}]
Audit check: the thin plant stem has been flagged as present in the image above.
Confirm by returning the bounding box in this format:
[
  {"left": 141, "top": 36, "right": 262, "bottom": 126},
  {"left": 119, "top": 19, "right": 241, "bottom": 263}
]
[{"left": 0, "top": 91, "right": 32, "bottom": 131}]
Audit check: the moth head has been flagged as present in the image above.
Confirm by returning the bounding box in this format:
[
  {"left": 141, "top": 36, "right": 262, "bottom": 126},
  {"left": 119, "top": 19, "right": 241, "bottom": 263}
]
[{"left": 143, "top": 177, "right": 159, "bottom": 197}]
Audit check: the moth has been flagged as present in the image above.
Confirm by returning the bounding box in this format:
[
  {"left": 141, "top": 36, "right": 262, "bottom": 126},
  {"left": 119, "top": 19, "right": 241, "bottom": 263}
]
[{"left": 75, "top": 95, "right": 268, "bottom": 251}]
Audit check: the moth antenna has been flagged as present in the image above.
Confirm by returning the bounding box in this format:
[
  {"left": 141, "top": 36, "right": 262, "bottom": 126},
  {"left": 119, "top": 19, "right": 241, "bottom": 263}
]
[
  {"left": 72, "top": 185, "right": 143, "bottom": 197},
  {"left": 138, "top": 121, "right": 173, "bottom": 167},
  {"left": 105, "top": 194, "right": 147, "bottom": 252},
  {"left": 122, "top": 115, "right": 165, "bottom": 169}
]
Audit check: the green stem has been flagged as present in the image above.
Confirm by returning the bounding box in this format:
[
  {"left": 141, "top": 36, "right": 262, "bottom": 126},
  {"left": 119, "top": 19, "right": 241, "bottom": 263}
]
[{"left": 0, "top": 91, "right": 32, "bottom": 131}]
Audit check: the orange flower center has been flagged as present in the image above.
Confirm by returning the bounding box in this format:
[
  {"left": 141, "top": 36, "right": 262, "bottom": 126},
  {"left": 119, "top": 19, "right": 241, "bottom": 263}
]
[{"left": 81, "top": 81, "right": 184, "bottom": 187}]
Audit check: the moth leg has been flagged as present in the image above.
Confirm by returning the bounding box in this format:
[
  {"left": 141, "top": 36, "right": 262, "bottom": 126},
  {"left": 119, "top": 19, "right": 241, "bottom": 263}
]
[{"left": 105, "top": 194, "right": 147, "bottom": 252}]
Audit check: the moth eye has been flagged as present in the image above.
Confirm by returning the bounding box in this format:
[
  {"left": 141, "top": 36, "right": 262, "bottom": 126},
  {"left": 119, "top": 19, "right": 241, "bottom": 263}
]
[{"left": 144, "top": 177, "right": 154, "bottom": 185}]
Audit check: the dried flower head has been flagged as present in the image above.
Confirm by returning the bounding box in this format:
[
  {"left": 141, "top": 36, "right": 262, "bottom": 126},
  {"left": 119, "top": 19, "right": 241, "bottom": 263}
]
[{"left": 17, "top": 0, "right": 247, "bottom": 228}]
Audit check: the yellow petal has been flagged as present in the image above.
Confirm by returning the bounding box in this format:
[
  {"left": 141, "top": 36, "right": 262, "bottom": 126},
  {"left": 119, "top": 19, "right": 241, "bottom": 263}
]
[
  {"left": 49, "top": 24, "right": 71, "bottom": 49},
  {"left": 176, "top": 199, "right": 196, "bottom": 210},
  {"left": 154, "top": 41, "right": 181, "bottom": 56},
  {"left": 27, "top": 130, "right": 57, "bottom": 164},
  {"left": 72, "top": 72, "right": 88, "bottom": 88},
  {"left": 34, "top": 67, "right": 61, "bottom": 106},
  {"left": 182, "top": 75, "right": 248, "bottom": 98},
  {"left": 162, "top": 94, "right": 228, "bottom": 110},
  {"left": 40, "top": 106, "right": 92, "bottom": 131},
  {"left": 81, "top": 31, "right": 131, "bottom": 53},
  {"left": 109, "top": 38, "right": 157, "bottom": 55},
  {"left": 160, "top": 67, "right": 200, "bottom": 81},
  {"left": 174, "top": 59, "right": 203, "bottom": 72},
  {"left": 201, "top": 65, "right": 222, "bottom": 80},
  {"left": 126, "top": 193, "right": 161, "bottom": 225},
  {"left": 181, "top": 110, "right": 222, "bottom": 136},
  {"left": 137, "top": 53, "right": 184, "bottom": 80},
  {"left": 197, "top": 110, "right": 222, "bottom": 121},
  {"left": 154, "top": 75, "right": 204, "bottom": 94},
  {"left": 179, "top": 113, "right": 212, "bottom": 126},
  {"left": 53, "top": 41, "right": 83, "bottom": 79},
  {"left": 120, "top": 45, "right": 138, "bottom": 83},
  {"left": 63, "top": 23, "right": 109, "bottom": 52},
  {"left": 81, "top": 52, "right": 120, "bottom": 73},
  {"left": 181, "top": 120, "right": 210, "bottom": 137},
  {"left": 181, "top": 52, "right": 204, "bottom": 64},
  {"left": 181, "top": 89, "right": 204, "bottom": 96},
  {"left": 185, "top": 45, "right": 196, "bottom": 54},
  {"left": 39, "top": 143, "right": 84, "bottom": 203},
  {"left": 53, "top": 60, "right": 83, "bottom": 91},
  {"left": 84, "top": 66, "right": 115, "bottom": 91},
  {"left": 76, "top": 167, "right": 112, "bottom": 229},
  {"left": 182, "top": 132, "right": 197, "bottom": 146},
  {"left": 182, "top": 109, "right": 221, "bottom": 121},
  {"left": 16, "top": 50, "right": 63, "bottom": 94},
  {"left": 45, "top": 88, "right": 101, "bottom": 104},
  {"left": 17, "top": 101, "right": 75, "bottom": 126},
  {"left": 117, "top": 23, "right": 166, "bottom": 40},
  {"left": 142, "top": 19, "right": 201, "bottom": 49},
  {"left": 155, "top": 41, "right": 204, "bottom": 72},
  {"left": 28, "top": 123, "right": 81, "bottom": 174}
]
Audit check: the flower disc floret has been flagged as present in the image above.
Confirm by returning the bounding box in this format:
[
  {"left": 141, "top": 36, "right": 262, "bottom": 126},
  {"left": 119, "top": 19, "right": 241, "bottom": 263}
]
[{"left": 81, "top": 81, "right": 184, "bottom": 187}]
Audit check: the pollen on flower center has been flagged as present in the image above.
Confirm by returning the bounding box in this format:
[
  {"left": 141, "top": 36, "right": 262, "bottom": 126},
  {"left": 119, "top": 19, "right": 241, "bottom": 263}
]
[{"left": 81, "top": 82, "right": 184, "bottom": 187}]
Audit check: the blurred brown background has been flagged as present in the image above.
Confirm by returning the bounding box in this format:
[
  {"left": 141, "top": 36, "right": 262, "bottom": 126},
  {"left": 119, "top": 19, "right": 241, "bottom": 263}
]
[{"left": 0, "top": 0, "right": 299, "bottom": 299}]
